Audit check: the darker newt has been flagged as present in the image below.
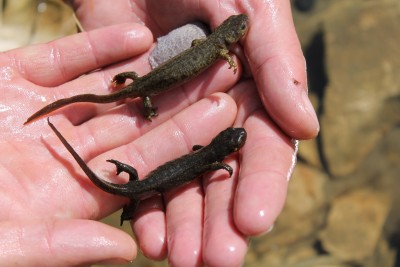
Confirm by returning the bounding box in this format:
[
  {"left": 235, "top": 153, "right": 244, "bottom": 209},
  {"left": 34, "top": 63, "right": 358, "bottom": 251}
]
[
  {"left": 47, "top": 119, "right": 247, "bottom": 225},
  {"left": 25, "top": 14, "right": 248, "bottom": 124}
]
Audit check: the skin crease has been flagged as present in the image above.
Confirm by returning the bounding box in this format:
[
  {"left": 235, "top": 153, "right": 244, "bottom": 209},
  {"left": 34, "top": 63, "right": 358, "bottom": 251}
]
[{"left": 0, "top": 1, "right": 318, "bottom": 267}]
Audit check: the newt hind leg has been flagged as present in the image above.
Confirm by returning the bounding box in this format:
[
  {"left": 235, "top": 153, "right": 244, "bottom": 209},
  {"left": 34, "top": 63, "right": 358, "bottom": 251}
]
[
  {"left": 107, "top": 159, "right": 139, "bottom": 181},
  {"left": 112, "top": 71, "right": 140, "bottom": 86},
  {"left": 143, "top": 96, "right": 158, "bottom": 121},
  {"left": 120, "top": 199, "right": 140, "bottom": 226}
]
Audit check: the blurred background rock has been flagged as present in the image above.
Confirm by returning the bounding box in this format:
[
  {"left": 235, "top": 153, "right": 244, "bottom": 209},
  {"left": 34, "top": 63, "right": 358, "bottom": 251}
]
[
  {"left": 1, "top": 0, "right": 399, "bottom": 266},
  {"left": 0, "top": 0, "right": 76, "bottom": 51}
]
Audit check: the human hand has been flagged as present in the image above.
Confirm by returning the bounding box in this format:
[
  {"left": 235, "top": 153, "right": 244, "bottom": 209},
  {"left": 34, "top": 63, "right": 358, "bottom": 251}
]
[
  {"left": 0, "top": 13, "right": 244, "bottom": 266},
  {"left": 40, "top": 1, "right": 316, "bottom": 266}
]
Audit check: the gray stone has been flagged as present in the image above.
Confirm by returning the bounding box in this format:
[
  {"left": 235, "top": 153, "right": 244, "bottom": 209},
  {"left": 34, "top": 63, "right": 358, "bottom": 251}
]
[{"left": 149, "top": 22, "right": 209, "bottom": 69}]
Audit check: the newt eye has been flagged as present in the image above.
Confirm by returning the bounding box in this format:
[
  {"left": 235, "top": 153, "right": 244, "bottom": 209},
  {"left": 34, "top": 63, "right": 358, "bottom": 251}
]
[
  {"left": 235, "top": 131, "right": 247, "bottom": 149},
  {"left": 240, "top": 22, "right": 247, "bottom": 31}
]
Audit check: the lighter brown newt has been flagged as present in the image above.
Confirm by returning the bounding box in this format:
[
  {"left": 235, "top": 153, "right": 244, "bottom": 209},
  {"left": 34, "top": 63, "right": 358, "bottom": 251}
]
[{"left": 25, "top": 14, "right": 248, "bottom": 124}]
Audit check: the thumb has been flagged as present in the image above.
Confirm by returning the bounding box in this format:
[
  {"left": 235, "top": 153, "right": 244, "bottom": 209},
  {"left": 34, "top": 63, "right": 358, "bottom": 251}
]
[{"left": 0, "top": 219, "right": 136, "bottom": 266}]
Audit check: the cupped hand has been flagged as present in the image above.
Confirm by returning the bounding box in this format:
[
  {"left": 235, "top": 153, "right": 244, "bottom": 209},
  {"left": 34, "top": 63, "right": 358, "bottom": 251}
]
[{"left": 65, "top": 1, "right": 315, "bottom": 266}]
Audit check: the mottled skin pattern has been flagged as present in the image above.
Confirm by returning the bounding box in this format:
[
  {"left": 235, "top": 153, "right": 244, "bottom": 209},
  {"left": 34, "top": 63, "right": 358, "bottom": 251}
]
[
  {"left": 48, "top": 119, "right": 247, "bottom": 225},
  {"left": 25, "top": 14, "right": 248, "bottom": 124}
]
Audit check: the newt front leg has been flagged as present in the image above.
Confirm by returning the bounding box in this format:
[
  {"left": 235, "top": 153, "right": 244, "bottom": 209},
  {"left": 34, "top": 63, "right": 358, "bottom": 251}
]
[{"left": 218, "top": 47, "right": 237, "bottom": 73}]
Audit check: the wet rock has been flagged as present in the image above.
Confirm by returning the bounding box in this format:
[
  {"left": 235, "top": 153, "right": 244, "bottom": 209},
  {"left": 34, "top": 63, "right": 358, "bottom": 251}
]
[
  {"left": 292, "top": 0, "right": 334, "bottom": 47},
  {"left": 320, "top": 0, "right": 400, "bottom": 177},
  {"left": 298, "top": 139, "right": 322, "bottom": 169},
  {"left": 354, "top": 127, "right": 400, "bottom": 240},
  {"left": 246, "top": 238, "right": 318, "bottom": 267},
  {"left": 319, "top": 188, "right": 391, "bottom": 263},
  {"left": 287, "top": 255, "right": 352, "bottom": 267},
  {"left": 364, "top": 237, "right": 396, "bottom": 267},
  {"left": 292, "top": 0, "right": 316, "bottom": 13},
  {"left": 0, "top": 0, "right": 76, "bottom": 51},
  {"left": 297, "top": 93, "right": 322, "bottom": 169}
]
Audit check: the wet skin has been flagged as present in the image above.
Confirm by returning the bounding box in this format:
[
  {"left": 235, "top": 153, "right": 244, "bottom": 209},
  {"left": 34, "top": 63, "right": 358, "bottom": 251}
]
[
  {"left": 25, "top": 14, "right": 248, "bottom": 124},
  {"left": 48, "top": 119, "right": 247, "bottom": 225}
]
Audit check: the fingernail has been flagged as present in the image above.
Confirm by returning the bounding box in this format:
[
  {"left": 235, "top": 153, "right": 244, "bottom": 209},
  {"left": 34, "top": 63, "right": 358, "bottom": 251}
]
[{"left": 301, "top": 90, "right": 320, "bottom": 134}]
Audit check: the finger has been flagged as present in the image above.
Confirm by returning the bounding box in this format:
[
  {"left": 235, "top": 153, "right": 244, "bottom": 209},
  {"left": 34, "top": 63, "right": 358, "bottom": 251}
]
[
  {"left": 237, "top": 1, "right": 319, "bottom": 139},
  {"left": 0, "top": 219, "right": 136, "bottom": 266},
  {"left": 202, "top": 157, "right": 248, "bottom": 267},
  {"left": 229, "top": 80, "right": 263, "bottom": 126},
  {"left": 71, "top": 1, "right": 227, "bottom": 34},
  {"left": 71, "top": 0, "right": 144, "bottom": 30},
  {"left": 8, "top": 23, "right": 152, "bottom": 86},
  {"left": 163, "top": 181, "right": 204, "bottom": 266},
  {"left": 131, "top": 197, "right": 167, "bottom": 260},
  {"left": 229, "top": 80, "right": 295, "bottom": 235},
  {"left": 236, "top": 113, "right": 295, "bottom": 236}
]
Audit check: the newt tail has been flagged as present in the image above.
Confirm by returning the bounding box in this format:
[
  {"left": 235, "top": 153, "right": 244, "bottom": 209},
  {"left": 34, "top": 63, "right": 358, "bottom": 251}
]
[{"left": 25, "top": 86, "right": 139, "bottom": 125}]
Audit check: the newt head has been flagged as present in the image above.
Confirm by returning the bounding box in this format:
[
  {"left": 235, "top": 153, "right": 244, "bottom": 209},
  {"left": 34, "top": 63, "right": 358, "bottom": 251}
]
[
  {"left": 216, "top": 14, "right": 249, "bottom": 45},
  {"left": 209, "top": 127, "right": 247, "bottom": 159}
]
